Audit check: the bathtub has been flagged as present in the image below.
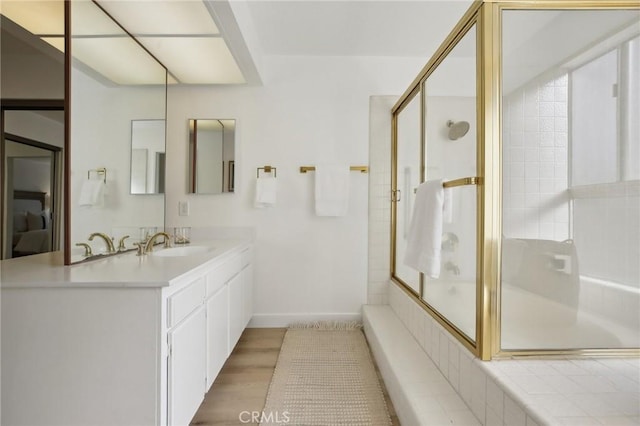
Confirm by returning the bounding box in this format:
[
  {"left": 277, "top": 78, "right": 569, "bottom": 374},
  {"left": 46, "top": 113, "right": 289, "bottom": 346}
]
[{"left": 422, "top": 279, "right": 636, "bottom": 350}]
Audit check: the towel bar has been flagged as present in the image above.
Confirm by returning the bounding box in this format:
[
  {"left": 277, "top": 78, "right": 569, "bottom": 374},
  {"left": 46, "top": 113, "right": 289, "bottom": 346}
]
[
  {"left": 443, "top": 176, "right": 481, "bottom": 188},
  {"left": 412, "top": 176, "right": 482, "bottom": 193},
  {"left": 299, "top": 165, "right": 368, "bottom": 173}
]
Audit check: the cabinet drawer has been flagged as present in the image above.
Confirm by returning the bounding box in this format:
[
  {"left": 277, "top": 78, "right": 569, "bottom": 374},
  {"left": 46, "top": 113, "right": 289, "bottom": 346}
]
[
  {"left": 206, "top": 256, "right": 241, "bottom": 296},
  {"left": 168, "top": 277, "right": 206, "bottom": 328}
]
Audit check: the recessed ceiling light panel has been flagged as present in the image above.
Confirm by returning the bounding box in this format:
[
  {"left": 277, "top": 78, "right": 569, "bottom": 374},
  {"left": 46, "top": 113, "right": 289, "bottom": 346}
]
[
  {"left": 0, "top": 0, "right": 64, "bottom": 35},
  {"left": 96, "top": 0, "right": 220, "bottom": 36},
  {"left": 139, "top": 37, "right": 245, "bottom": 84}
]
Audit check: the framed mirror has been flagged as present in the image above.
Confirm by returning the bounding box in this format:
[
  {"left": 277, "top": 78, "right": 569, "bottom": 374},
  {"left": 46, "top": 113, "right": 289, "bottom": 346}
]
[
  {"left": 188, "top": 119, "right": 236, "bottom": 194},
  {"left": 130, "top": 120, "right": 166, "bottom": 194}
]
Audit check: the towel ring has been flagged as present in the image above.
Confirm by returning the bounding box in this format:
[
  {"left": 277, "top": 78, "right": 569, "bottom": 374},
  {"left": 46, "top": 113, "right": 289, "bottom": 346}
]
[
  {"left": 257, "top": 166, "right": 277, "bottom": 178},
  {"left": 88, "top": 168, "right": 107, "bottom": 183}
]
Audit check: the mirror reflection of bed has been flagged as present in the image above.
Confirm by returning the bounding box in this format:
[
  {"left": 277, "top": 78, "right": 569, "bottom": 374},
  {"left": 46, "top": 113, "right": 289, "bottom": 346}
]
[{"left": 11, "top": 190, "right": 53, "bottom": 257}]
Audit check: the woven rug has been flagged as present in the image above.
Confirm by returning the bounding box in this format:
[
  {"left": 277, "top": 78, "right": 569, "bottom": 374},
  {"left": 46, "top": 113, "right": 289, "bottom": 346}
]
[{"left": 260, "top": 322, "right": 392, "bottom": 426}]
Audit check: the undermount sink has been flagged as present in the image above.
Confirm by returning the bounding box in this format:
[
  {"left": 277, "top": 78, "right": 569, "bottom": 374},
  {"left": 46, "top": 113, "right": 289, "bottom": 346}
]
[{"left": 151, "top": 245, "right": 213, "bottom": 257}]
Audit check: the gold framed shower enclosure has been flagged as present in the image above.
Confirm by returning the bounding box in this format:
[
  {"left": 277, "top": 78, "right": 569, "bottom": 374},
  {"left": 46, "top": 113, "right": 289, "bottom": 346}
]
[{"left": 390, "top": 0, "right": 640, "bottom": 361}]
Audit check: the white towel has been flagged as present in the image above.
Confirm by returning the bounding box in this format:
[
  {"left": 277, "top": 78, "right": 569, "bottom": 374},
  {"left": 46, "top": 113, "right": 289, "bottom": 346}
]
[
  {"left": 78, "top": 179, "right": 105, "bottom": 207},
  {"left": 315, "top": 164, "right": 350, "bottom": 217},
  {"left": 255, "top": 176, "right": 277, "bottom": 208},
  {"left": 404, "top": 179, "right": 444, "bottom": 278},
  {"left": 443, "top": 187, "right": 453, "bottom": 224}
]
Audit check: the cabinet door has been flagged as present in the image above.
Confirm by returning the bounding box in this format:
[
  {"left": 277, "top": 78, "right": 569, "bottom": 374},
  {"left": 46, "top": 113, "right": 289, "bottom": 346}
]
[
  {"left": 168, "top": 307, "right": 206, "bottom": 426},
  {"left": 206, "top": 285, "right": 229, "bottom": 390},
  {"left": 228, "top": 273, "right": 244, "bottom": 351},
  {"left": 242, "top": 264, "right": 253, "bottom": 327}
]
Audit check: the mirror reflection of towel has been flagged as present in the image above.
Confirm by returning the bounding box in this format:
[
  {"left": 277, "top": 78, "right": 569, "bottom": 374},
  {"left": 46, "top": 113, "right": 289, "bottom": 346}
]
[
  {"left": 78, "top": 179, "right": 105, "bottom": 207},
  {"left": 404, "top": 179, "right": 444, "bottom": 278}
]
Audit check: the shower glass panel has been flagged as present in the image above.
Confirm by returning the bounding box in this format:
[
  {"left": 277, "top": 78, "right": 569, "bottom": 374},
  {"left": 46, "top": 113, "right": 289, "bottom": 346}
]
[
  {"left": 501, "top": 9, "right": 640, "bottom": 350},
  {"left": 393, "top": 91, "right": 422, "bottom": 294},
  {"left": 422, "top": 25, "right": 477, "bottom": 342}
]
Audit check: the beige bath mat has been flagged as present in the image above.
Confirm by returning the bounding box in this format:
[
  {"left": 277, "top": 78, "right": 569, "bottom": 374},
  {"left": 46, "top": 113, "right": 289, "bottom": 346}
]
[{"left": 260, "top": 322, "right": 392, "bottom": 425}]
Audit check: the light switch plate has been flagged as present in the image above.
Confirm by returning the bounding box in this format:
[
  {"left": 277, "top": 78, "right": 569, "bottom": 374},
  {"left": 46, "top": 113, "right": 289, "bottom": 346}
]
[{"left": 178, "top": 201, "right": 189, "bottom": 216}]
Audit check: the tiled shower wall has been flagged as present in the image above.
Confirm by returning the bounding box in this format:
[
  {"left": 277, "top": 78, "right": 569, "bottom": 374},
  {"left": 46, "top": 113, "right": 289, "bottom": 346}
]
[
  {"left": 367, "top": 96, "right": 396, "bottom": 304},
  {"left": 502, "top": 73, "right": 570, "bottom": 241}
]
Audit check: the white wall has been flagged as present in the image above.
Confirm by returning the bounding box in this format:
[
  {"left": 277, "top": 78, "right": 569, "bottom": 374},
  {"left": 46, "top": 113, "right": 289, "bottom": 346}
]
[{"left": 166, "top": 55, "right": 425, "bottom": 325}]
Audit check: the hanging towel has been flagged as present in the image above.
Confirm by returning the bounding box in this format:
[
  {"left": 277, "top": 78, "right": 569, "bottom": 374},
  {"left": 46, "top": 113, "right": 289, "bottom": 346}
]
[
  {"left": 255, "top": 176, "right": 277, "bottom": 208},
  {"left": 404, "top": 179, "right": 444, "bottom": 278},
  {"left": 315, "top": 164, "right": 350, "bottom": 217},
  {"left": 78, "top": 179, "right": 105, "bottom": 207},
  {"left": 443, "top": 187, "right": 453, "bottom": 224}
]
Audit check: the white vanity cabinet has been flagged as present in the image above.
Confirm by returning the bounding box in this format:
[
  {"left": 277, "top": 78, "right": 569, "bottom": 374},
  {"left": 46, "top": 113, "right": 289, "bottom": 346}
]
[
  {"left": 0, "top": 241, "right": 253, "bottom": 426},
  {"left": 166, "top": 277, "right": 207, "bottom": 426},
  {"left": 165, "top": 245, "right": 253, "bottom": 426}
]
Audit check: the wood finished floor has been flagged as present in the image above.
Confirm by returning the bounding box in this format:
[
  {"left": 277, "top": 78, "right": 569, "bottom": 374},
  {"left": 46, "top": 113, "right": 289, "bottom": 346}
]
[{"left": 190, "top": 327, "right": 400, "bottom": 426}]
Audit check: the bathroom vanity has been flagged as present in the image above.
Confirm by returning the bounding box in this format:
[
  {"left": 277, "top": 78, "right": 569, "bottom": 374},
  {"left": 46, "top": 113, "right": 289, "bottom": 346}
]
[{"left": 1, "top": 239, "right": 253, "bottom": 426}]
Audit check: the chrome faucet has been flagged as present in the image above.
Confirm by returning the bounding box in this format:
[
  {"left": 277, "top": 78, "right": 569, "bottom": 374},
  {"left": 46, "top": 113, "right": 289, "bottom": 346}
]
[
  {"left": 144, "top": 232, "right": 171, "bottom": 252},
  {"left": 88, "top": 232, "right": 115, "bottom": 253},
  {"left": 444, "top": 261, "right": 460, "bottom": 276}
]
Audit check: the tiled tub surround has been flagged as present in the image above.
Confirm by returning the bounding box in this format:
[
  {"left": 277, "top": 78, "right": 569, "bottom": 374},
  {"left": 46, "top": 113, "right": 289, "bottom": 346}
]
[{"left": 381, "top": 283, "right": 640, "bottom": 426}]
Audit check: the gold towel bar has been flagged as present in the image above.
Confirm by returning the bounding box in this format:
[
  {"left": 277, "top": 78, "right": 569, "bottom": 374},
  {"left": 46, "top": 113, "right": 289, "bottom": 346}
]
[
  {"left": 413, "top": 176, "right": 482, "bottom": 193},
  {"left": 443, "top": 176, "right": 482, "bottom": 188},
  {"left": 257, "top": 166, "right": 277, "bottom": 178},
  {"left": 299, "top": 166, "right": 368, "bottom": 174},
  {"left": 87, "top": 168, "right": 107, "bottom": 183}
]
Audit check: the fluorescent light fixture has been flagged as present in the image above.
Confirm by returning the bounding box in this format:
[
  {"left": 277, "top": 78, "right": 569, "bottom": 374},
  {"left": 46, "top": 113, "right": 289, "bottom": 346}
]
[
  {"left": 139, "top": 37, "right": 245, "bottom": 84},
  {"left": 42, "top": 37, "right": 65, "bottom": 52},
  {"left": 72, "top": 0, "right": 125, "bottom": 37},
  {"left": 0, "top": 1, "right": 64, "bottom": 35},
  {"left": 96, "top": 0, "right": 220, "bottom": 36},
  {"left": 73, "top": 37, "right": 166, "bottom": 85},
  {"left": 3, "top": 0, "right": 246, "bottom": 85}
]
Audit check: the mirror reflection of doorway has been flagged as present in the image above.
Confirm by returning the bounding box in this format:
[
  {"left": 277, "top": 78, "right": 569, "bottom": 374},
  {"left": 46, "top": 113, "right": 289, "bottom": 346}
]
[{"left": 1, "top": 108, "right": 64, "bottom": 260}]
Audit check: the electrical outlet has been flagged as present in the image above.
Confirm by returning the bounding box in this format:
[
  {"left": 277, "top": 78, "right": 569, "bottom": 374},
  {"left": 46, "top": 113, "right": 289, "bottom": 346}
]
[{"left": 178, "top": 201, "right": 189, "bottom": 216}]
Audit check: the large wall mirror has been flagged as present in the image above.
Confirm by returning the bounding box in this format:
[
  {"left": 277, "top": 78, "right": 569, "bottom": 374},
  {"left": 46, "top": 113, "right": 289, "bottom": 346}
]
[
  {"left": 1, "top": 2, "right": 65, "bottom": 261},
  {"left": 130, "top": 120, "right": 166, "bottom": 194},
  {"left": 188, "top": 119, "right": 236, "bottom": 194},
  {"left": 68, "top": 1, "right": 167, "bottom": 264}
]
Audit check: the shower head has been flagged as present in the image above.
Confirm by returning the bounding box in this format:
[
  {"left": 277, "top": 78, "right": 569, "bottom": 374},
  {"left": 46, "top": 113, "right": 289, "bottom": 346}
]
[{"left": 447, "top": 120, "right": 470, "bottom": 140}]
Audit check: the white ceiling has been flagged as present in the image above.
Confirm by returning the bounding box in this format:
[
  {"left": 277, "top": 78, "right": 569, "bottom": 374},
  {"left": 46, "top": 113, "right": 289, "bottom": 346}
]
[
  {"left": 243, "top": 0, "right": 473, "bottom": 57},
  {"left": 1, "top": 0, "right": 476, "bottom": 86}
]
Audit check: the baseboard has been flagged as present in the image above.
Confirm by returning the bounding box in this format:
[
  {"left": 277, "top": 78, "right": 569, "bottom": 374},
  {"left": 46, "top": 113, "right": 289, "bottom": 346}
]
[{"left": 248, "top": 313, "right": 362, "bottom": 328}]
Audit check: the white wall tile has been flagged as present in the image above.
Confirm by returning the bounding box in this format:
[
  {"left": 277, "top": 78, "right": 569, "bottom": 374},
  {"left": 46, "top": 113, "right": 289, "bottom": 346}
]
[
  {"left": 470, "top": 363, "right": 487, "bottom": 422},
  {"left": 486, "top": 405, "right": 504, "bottom": 426},
  {"left": 504, "top": 394, "right": 527, "bottom": 426},
  {"left": 486, "top": 377, "right": 504, "bottom": 415}
]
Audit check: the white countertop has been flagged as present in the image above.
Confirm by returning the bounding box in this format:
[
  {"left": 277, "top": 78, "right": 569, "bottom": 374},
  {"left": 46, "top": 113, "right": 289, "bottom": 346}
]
[{"left": 0, "top": 238, "right": 251, "bottom": 289}]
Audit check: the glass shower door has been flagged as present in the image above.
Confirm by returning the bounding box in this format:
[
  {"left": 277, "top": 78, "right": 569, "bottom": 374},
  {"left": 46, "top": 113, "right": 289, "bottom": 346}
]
[
  {"left": 392, "top": 91, "right": 422, "bottom": 294},
  {"left": 421, "top": 24, "right": 478, "bottom": 342}
]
